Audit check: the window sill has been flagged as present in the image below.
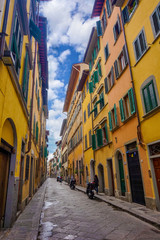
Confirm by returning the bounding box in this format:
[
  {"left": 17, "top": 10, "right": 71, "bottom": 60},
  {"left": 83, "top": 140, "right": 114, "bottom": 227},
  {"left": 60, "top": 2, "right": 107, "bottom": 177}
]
[
  {"left": 133, "top": 46, "right": 151, "bottom": 67},
  {"left": 116, "top": 64, "right": 128, "bottom": 80},
  {"left": 93, "top": 103, "right": 108, "bottom": 120},
  {"left": 121, "top": 112, "right": 136, "bottom": 125},
  {"left": 142, "top": 105, "right": 160, "bottom": 120},
  {"left": 84, "top": 146, "right": 92, "bottom": 152},
  {"left": 94, "top": 141, "right": 112, "bottom": 151},
  {"left": 111, "top": 125, "right": 119, "bottom": 133}
]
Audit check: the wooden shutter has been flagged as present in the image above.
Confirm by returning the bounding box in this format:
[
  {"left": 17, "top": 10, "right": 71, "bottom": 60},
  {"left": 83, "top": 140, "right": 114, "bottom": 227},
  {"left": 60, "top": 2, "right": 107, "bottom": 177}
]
[
  {"left": 92, "top": 134, "right": 96, "bottom": 150},
  {"left": 105, "top": 123, "right": 109, "bottom": 142},
  {"left": 111, "top": 66, "right": 114, "bottom": 86},
  {"left": 96, "top": 20, "right": 102, "bottom": 36},
  {"left": 106, "top": 0, "right": 111, "bottom": 17},
  {"left": 119, "top": 98, "right": 125, "bottom": 122},
  {"left": 89, "top": 82, "right": 93, "bottom": 93},
  {"left": 117, "top": 14, "right": 121, "bottom": 33},
  {"left": 108, "top": 111, "right": 112, "bottom": 131},
  {"left": 128, "top": 88, "right": 136, "bottom": 114},
  {"left": 97, "top": 38, "right": 100, "bottom": 51},
  {"left": 122, "top": 6, "right": 129, "bottom": 25},
  {"left": 114, "top": 103, "right": 118, "bottom": 126},
  {"left": 22, "top": 51, "right": 29, "bottom": 100},
  {"left": 104, "top": 77, "right": 108, "bottom": 94},
  {"left": 104, "top": 44, "right": 109, "bottom": 61},
  {"left": 123, "top": 45, "right": 128, "bottom": 65},
  {"left": 114, "top": 60, "right": 119, "bottom": 79},
  {"left": 98, "top": 62, "right": 102, "bottom": 77},
  {"left": 94, "top": 70, "right": 99, "bottom": 83},
  {"left": 97, "top": 129, "right": 103, "bottom": 147}
]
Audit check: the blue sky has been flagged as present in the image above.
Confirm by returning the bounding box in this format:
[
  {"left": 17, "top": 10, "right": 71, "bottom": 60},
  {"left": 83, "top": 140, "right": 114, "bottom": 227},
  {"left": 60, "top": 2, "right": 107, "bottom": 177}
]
[{"left": 40, "top": 0, "right": 97, "bottom": 160}]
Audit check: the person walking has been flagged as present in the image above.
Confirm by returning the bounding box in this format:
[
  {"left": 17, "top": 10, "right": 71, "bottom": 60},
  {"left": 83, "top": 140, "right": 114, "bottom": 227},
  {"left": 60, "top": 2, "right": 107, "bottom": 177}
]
[{"left": 94, "top": 175, "right": 99, "bottom": 194}]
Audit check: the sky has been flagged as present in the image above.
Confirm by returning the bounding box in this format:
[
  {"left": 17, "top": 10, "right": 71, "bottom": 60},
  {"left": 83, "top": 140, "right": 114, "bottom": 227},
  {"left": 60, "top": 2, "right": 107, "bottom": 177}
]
[{"left": 40, "top": 0, "right": 98, "bottom": 160}]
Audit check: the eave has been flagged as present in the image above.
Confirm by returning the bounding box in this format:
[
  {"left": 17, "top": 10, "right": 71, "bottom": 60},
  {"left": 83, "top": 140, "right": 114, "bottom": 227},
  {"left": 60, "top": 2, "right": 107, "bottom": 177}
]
[{"left": 91, "top": 0, "right": 105, "bottom": 18}]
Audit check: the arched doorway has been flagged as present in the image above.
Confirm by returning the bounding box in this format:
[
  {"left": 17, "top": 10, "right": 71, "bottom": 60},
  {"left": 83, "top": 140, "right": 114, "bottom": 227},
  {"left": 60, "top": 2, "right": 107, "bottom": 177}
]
[
  {"left": 98, "top": 164, "right": 105, "bottom": 193},
  {"left": 117, "top": 151, "right": 126, "bottom": 196},
  {"left": 90, "top": 160, "right": 95, "bottom": 182},
  {"left": 0, "top": 118, "right": 17, "bottom": 228}
]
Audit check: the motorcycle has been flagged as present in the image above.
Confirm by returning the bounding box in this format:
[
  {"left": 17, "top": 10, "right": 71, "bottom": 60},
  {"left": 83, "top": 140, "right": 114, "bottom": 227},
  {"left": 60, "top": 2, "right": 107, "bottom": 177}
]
[
  {"left": 86, "top": 182, "right": 95, "bottom": 199},
  {"left": 70, "top": 179, "right": 76, "bottom": 190}
]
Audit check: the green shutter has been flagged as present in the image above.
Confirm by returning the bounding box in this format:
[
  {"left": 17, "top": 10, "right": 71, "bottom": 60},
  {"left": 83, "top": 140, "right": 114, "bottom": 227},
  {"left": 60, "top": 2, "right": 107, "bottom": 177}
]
[
  {"left": 89, "top": 82, "right": 93, "bottom": 93},
  {"left": 114, "top": 104, "right": 118, "bottom": 126},
  {"left": 92, "top": 134, "right": 96, "bottom": 150},
  {"left": 22, "top": 51, "right": 29, "bottom": 99},
  {"left": 89, "top": 61, "right": 92, "bottom": 71},
  {"left": 94, "top": 71, "right": 99, "bottom": 83},
  {"left": 36, "top": 122, "right": 38, "bottom": 143},
  {"left": 119, "top": 98, "right": 125, "bottom": 122},
  {"left": 97, "top": 129, "right": 103, "bottom": 147},
  {"left": 97, "top": 37, "right": 100, "bottom": 51},
  {"left": 108, "top": 111, "right": 112, "bottom": 131},
  {"left": 29, "top": 19, "right": 41, "bottom": 43},
  {"left": 96, "top": 20, "right": 102, "bottom": 36},
  {"left": 105, "top": 123, "right": 109, "bottom": 142},
  {"left": 94, "top": 48, "right": 97, "bottom": 60},
  {"left": 98, "top": 62, "right": 102, "bottom": 77},
  {"left": 128, "top": 88, "right": 136, "bottom": 114}
]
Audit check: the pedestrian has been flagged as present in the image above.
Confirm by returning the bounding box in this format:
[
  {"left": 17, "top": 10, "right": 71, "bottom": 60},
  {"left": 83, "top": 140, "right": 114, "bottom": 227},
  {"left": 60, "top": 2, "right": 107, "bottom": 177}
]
[{"left": 94, "top": 174, "right": 99, "bottom": 194}]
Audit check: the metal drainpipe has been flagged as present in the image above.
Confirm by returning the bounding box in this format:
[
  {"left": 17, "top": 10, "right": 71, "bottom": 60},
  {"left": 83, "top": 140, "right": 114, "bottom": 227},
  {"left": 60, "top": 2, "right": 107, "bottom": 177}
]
[
  {"left": 26, "top": 2, "right": 39, "bottom": 154},
  {"left": 0, "top": 0, "right": 10, "bottom": 58},
  {"left": 120, "top": 8, "right": 144, "bottom": 147},
  {"left": 90, "top": 90, "right": 95, "bottom": 180}
]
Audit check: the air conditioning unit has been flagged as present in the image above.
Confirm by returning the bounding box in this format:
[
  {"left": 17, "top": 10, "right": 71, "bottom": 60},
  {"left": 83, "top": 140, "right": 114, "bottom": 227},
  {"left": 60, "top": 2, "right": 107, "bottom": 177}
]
[{"left": 2, "top": 50, "right": 15, "bottom": 66}]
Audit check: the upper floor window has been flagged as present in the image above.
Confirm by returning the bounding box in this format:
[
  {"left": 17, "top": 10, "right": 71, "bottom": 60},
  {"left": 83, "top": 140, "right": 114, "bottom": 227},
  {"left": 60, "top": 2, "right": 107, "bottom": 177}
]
[
  {"left": 94, "top": 102, "right": 98, "bottom": 118},
  {"left": 87, "top": 103, "right": 90, "bottom": 118},
  {"left": 141, "top": 78, "right": 159, "bottom": 114},
  {"left": 84, "top": 110, "right": 86, "bottom": 123},
  {"left": 104, "top": 66, "right": 114, "bottom": 93},
  {"left": 133, "top": 29, "right": 147, "bottom": 62},
  {"left": 104, "top": 43, "right": 109, "bottom": 62},
  {"left": 99, "top": 91, "right": 104, "bottom": 110},
  {"left": 122, "top": 0, "right": 138, "bottom": 24},
  {"left": 85, "top": 134, "right": 88, "bottom": 150},
  {"left": 114, "top": 45, "right": 128, "bottom": 79},
  {"left": 102, "top": 8, "right": 107, "bottom": 33},
  {"left": 150, "top": 3, "right": 160, "bottom": 38},
  {"left": 89, "top": 130, "right": 92, "bottom": 147},
  {"left": 106, "top": 0, "right": 112, "bottom": 18},
  {"left": 108, "top": 104, "right": 118, "bottom": 131},
  {"left": 113, "top": 15, "right": 121, "bottom": 43}
]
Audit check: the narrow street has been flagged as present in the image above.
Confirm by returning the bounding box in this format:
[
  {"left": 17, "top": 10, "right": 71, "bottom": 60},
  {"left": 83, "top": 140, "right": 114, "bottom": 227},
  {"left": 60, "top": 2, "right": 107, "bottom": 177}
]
[{"left": 37, "top": 178, "right": 160, "bottom": 240}]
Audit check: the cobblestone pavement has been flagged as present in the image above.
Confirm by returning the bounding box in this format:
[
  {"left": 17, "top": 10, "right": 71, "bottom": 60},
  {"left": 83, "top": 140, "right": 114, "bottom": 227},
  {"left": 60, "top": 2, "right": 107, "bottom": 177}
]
[{"left": 37, "top": 178, "right": 160, "bottom": 240}]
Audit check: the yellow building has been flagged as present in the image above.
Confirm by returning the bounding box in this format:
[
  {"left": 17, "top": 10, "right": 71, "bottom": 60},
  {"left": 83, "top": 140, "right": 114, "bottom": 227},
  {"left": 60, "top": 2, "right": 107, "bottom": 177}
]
[
  {"left": 120, "top": 0, "right": 160, "bottom": 209},
  {"left": 63, "top": 63, "right": 88, "bottom": 186},
  {"left": 0, "top": 0, "right": 48, "bottom": 227}
]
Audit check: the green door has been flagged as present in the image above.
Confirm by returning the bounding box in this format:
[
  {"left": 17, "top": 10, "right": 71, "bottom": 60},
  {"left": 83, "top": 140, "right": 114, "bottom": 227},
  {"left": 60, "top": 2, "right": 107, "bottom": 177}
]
[{"left": 118, "top": 154, "right": 126, "bottom": 196}]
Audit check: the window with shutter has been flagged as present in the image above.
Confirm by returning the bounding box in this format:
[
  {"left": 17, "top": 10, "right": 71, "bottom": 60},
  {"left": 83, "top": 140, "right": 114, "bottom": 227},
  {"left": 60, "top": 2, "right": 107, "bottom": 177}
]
[
  {"left": 89, "top": 82, "right": 93, "bottom": 93},
  {"left": 104, "top": 77, "right": 108, "bottom": 94},
  {"left": 128, "top": 88, "right": 136, "bottom": 114},
  {"left": 133, "top": 29, "right": 147, "bottom": 62},
  {"left": 114, "top": 103, "right": 118, "bottom": 127},
  {"left": 92, "top": 134, "right": 96, "bottom": 150},
  {"left": 89, "top": 130, "right": 92, "bottom": 147},
  {"left": 94, "top": 70, "right": 99, "bottom": 84},
  {"left": 99, "top": 92, "right": 104, "bottom": 110},
  {"left": 29, "top": 19, "right": 41, "bottom": 43},
  {"left": 22, "top": 51, "right": 29, "bottom": 103},
  {"left": 85, "top": 135, "right": 88, "bottom": 149},
  {"left": 108, "top": 111, "right": 112, "bottom": 131},
  {"left": 119, "top": 98, "right": 125, "bottom": 122},
  {"left": 97, "top": 129, "right": 103, "bottom": 147},
  {"left": 94, "top": 103, "right": 98, "bottom": 118},
  {"left": 89, "top": 61, "right": 92, "bottom": 72},
  {"left": 114, "top": 60, "right": 119, "bottom": 79},
  {"left": 102, "top": 123, "right": 109, "bottom": 144},
  {"left": 102, "top": 8, "right": 107, "bottom": 32},
  {"left": 106, "top": 0, "right": 111, "bottom": 18},
  {"left": 122, "top": 6, "right": 129, "bottom": 24},
  {"left": 113, "top": 15, "right": 121, "bottom": 43},
  {"left": 104, "top": 43, "right": 109, "bottom": 62},
  {"left": 98, "top": 62, "right": 102, "bottom": 78},
  {"left": 97, "top": 38, "right": 100, "bottom": 51},
  {"left": 96, "top": 20, "right": 102, "bottom": 37},
  {"left": 84, "top": 110, "right": 86, "bottom": 123},
  {"left": 151, "top": 3, "right": 160, "bottom": 38},
  {"left": 87, "top": 103, "right": 90, "bottom": 117}
]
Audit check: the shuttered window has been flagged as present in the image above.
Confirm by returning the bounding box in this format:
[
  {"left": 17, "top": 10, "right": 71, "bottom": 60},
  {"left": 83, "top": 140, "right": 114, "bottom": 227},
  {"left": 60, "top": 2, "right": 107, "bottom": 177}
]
[
  {"left": 22, "top": 51, "right": 29, "bottom": 103},
  {"left": 128, "top": 88, "right": 136, "bottom": 114},
  {"left": 99, "top": 92, "right": 104, "bottom": 110},
  {"left": 97, "top": 37, "right": 100, "bottom": 51},
  {"left": 96, "top": 20, "right": 102, "bottom": 37},
  {"left": 151, "top": 3, "right": 160, "bottom": 37},
  {"left": 106, "top": 0, "right": 111, "bottom": 17},
  {"left": 97, "top": 129, "right": 103, "bottom": 147},
  {"left": 94, "top": 70, "right": 99, "bottom": 84},
  {"left": 108, "top": 111, "right": 112, "bottom": 131},
  {"left": 114, "top": 60, "right": 119, "bottom": 79},
  {"left": 104, "top": 43, "right": 109, "bottom": 62},
  {"left": 92, "top": 134, "right": 96, "bottom": 150},
  {"left": 133, "top": 29, "right": 147, "bottom": 61},
  {"left": 25, "top": 155, "right": 30, "bottom": 181},
  {"left": 89, "top": 81, "right": 93, "bottom": 93},
  {"left": 119, "top": 98, "right": 125, "bottom": 122},
  {"left": 104, "top": 77, "right": 108, "bottom": 94},
  {"left": 122, "top": 6, "right": 129, "bottom": 24},
  {"left": 113, "top": 15, "right": 121, "bottom": 42},
  {"left": 142, "top": 81, "right": 158, "bottom": 114}
]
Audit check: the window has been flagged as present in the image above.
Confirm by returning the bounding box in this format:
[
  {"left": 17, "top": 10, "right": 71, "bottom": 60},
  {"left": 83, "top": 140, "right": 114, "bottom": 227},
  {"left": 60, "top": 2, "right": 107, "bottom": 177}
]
[
  {"left": 142, "top": 80, "right": 158, "bottom": 114},
  {"left": 96, "top": 61, "right": 102, "bottom": 81},
  {"left": 102, "top": 8, "right": 107, "bottom": 33},
  {"left": 25, "top": 155, "right": 30, "bottom": 181},
  {"left": 96, "top": 20, "right": 102, "bottom": 37},
  {"left": 122, "top": 0, "right": 138, "bottom": 24},
  {"left": 115, "top": 45, "right": 128, "bottom": 79},
  {"left": 89, "top": 130, "right": 92, "bottom": 147},
  {"left": 104, "top": 43, "right": 109, "bottom": 62},
  {"left": 106, "top": 0, "right": 112, "bottom": 18},
  {"left": 96, "top": 129, "right": 103, "bottom": 147},
  {"left": 104, "top": 66, "right": 114, "bottom": 93},
  {"left": 87, "top": 103, "right": 90, "bottom": 117},
  {"left": 11, "top": 13, "right": 22, "bottom": 74},
  {"left": 94, "top": 103, "right": 98, "bottom": 118},
  {"left": 119, "top": 88, "right": 136, "bottom": 122},
  {"left": 22, "top": 51, "right": 29, "bottom": 103},
  {"left": 102, "top": 123, "right": 109, "bottom": 144},
  {"left": 99, "top": 92, "right": 104, "bottom": 110},
  {"left": 108, "top": 104, "right": 118, "bottom": 131},
  {"left": 85, "top": 135, "right": 88, "bottom": 150},
  {"left": 151, "top": 3, "right": 160, "bottom": 38},
  {"left": 133, "top": 29, "right": 147, "bottom": 62},
  {"left": 92, "top": 134, "right": 96, "bottom": 150},
  {"left": 113, "top": 15, "right": 121, "bottom": 43},
  {"left": 84, "top": 110, "right": 86, "bottom": 123}
]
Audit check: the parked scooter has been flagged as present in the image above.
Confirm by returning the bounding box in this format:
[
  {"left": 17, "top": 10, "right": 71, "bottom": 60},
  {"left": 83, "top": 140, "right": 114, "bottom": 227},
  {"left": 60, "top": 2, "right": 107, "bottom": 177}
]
[
  {"left": 70, "top": 179, "right": 76, "bottom": 190},
  {"left": 86, "top": 182, "right": 95, "bottom": 199}
]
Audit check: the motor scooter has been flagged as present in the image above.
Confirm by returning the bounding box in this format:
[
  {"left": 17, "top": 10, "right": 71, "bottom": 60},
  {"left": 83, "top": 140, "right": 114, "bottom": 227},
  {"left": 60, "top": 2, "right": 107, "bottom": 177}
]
[
  {"left": 70, "top": 179, "right": 76, "bottom": 190},
  {"left": 86, "top": 182, "right": 95, "bottom": 199}
]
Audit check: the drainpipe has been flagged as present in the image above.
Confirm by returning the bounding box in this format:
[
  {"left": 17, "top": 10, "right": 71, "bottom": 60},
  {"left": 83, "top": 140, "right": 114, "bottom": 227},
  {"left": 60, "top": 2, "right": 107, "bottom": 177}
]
[
  {"left": 120, "top": 8, "right": 144, "bottom": 148},
  {"left": 26, "top": 2, "right": 39, "bottom": 154},
  {"left": 0, "top": 0, "right": 10, "bottom": 58}
]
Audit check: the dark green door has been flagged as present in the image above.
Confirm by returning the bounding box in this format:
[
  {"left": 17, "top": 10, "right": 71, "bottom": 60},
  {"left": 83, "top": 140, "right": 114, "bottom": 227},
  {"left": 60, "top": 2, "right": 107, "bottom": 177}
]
[{"left": 118, "top": 154, "right": 126, "bottom": 196}]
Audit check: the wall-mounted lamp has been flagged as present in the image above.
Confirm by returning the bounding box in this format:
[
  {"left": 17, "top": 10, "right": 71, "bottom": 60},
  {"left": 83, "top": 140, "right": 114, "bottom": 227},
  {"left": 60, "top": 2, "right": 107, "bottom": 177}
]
[{"left": 2, "top": 50, "right": 15, "bottom": 66}]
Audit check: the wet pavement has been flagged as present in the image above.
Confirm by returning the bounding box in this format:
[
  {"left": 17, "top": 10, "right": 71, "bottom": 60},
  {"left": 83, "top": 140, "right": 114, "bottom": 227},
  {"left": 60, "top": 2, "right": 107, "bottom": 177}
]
[
  {"left": 1, "top": 178, "right": 160, "bottom": 240},
  {"left": 37, "top": 178, "right": 160, "bottom": 240}
]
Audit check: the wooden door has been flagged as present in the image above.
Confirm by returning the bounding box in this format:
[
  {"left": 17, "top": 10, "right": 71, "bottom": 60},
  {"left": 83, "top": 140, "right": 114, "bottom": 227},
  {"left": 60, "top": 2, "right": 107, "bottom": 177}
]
[
  {"left": 118, "top": 158, "right": 126, "bottom": 196},
  {"left": 127, "top": 150, "right": 145, "bottom": 205},
  {"left": 153, "top": 157, "right": 160, "bottom": 198},
  {"left": 0, "top": 150, "right": 10, "bottom": 226}
]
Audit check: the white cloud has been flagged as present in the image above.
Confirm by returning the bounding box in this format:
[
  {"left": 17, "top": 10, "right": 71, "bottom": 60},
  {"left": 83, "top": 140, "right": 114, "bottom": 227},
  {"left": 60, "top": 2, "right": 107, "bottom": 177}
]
[{"left": 58, "top": 49, "right": 71, "bottom": 63}]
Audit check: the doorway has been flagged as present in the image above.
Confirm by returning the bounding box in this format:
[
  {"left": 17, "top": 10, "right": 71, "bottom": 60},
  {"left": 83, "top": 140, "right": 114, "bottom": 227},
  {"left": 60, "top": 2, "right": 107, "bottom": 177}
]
[
  {"left": 153, "top": 157, "right": 160, "bottom": 199},
  {"left": 117, "top": 152, "right": 126, "bottom": 196},
  {"left": 98, "top": 164, "right": 105, "bottom": 193},
  {"left": 0, "top": 149, "right": 10, "bottom": 227},
  {"left": 107, "top": 159, "right": 115, "bottom": 196},
  {"left": 126, "top": 143, "right": 145, "bottom": 205}
]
